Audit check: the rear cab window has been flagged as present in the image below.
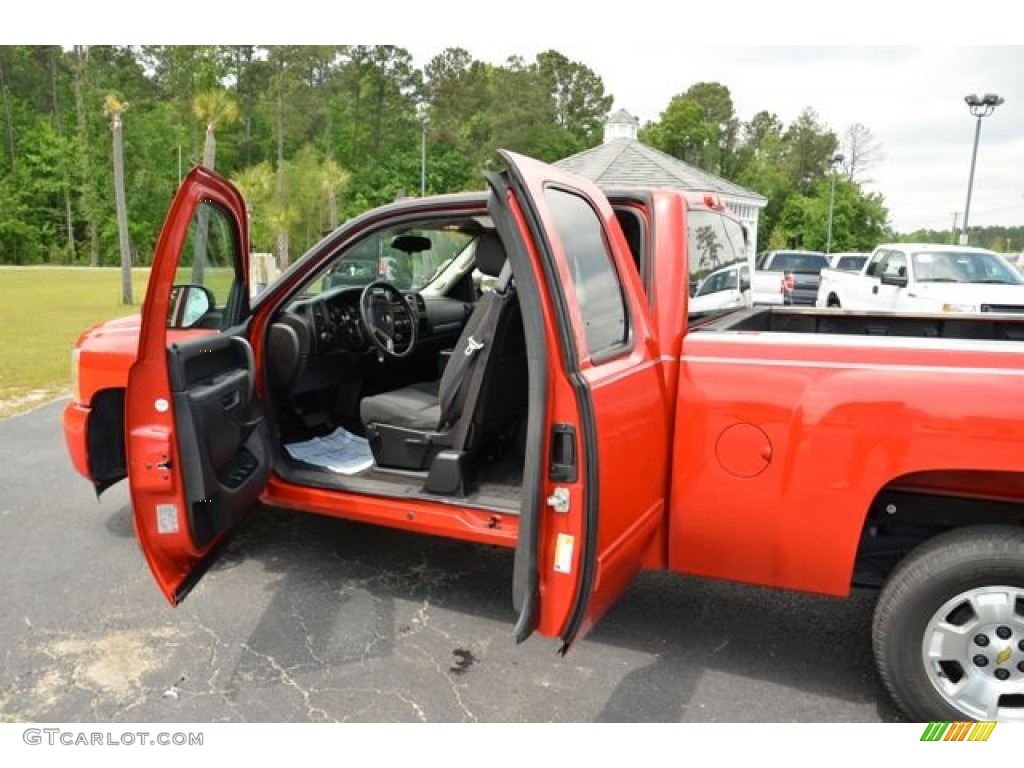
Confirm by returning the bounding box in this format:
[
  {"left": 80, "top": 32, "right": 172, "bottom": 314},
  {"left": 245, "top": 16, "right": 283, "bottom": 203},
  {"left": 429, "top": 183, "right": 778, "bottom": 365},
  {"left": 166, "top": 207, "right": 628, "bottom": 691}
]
[{"left": 687, "top": 208, "right": 747, "bottom": 314}]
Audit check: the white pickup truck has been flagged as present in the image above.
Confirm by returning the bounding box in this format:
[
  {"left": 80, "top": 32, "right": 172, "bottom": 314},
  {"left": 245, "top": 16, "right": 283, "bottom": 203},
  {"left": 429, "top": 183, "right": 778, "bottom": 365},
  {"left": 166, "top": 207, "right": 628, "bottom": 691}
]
[{"left": 816, "top": 243, "right": 1024, "bottom": 313}]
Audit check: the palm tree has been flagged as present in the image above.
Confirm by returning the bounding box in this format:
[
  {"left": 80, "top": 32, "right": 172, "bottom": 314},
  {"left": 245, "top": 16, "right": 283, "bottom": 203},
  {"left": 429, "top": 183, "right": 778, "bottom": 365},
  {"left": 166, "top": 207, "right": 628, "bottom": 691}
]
[
  {"left": 192, "top": 89, "right": 239, "bottom": 171},
  {"left": 104, "top": 93, "right": 131, "bottom": 305},
  {"left": 320, "top": 158, "right": 350, "bottom": 230},
  {"left": 190, "top": 90, "right": 239, "bottom": 283},
  {"left": 267, "top": 202, "right": 298, "bottom": 272},
  {"left": 233, "top": 162, "right": 294, "bottom": 272},
  {"left": 232, "top": 162, "right": 274, "bottom": 208}
]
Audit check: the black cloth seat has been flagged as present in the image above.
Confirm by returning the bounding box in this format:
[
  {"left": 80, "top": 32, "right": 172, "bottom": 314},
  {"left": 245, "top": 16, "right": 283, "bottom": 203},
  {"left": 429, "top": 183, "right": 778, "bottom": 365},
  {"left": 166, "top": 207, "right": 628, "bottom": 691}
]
[
  {"left": 358, "top": 231, "right": 519, "bottom": 470},
  {"left": 359, "top": 380, "right": 439, "bottom": 430}
]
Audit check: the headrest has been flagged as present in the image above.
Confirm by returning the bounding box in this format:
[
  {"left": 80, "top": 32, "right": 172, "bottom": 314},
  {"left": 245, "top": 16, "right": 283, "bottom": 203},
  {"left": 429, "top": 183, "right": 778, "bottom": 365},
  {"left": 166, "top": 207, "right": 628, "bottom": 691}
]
[{"left": 474, "top": 232, "right": 506, "bottom": 278}]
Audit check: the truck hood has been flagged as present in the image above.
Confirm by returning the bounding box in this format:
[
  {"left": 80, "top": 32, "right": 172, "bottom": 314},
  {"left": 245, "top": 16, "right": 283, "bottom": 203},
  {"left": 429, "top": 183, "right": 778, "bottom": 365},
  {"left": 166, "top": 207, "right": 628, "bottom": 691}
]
[
  {"left": 910, "top": 282, "right": 1024, "bottom": 311},
  {"left": 76, "top": 313, "right": 142, "bottom": 346}
]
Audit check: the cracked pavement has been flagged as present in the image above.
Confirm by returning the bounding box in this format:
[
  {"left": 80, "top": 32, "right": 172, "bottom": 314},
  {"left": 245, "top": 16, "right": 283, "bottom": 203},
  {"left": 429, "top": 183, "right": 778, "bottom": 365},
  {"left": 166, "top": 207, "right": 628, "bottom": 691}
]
[{"left": 0, "top": 401, "right": 903, "bottom": 722}]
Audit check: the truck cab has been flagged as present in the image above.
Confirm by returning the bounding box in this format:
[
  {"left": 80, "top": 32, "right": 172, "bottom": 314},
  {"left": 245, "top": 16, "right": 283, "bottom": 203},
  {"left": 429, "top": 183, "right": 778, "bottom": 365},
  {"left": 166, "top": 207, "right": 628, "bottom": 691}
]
[
  {"left": 116, "top": 153, "right": 705, "bottom": 651},
  {"left": 818, "top": 243, "right": 1024, "bottom": 312}
]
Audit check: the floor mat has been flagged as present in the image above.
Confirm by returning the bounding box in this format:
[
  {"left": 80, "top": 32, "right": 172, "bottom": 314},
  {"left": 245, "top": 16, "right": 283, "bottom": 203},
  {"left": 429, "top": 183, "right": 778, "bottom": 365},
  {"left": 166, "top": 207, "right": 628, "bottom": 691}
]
[{"left": 284, "top": 427, "right": 374, "bottom": 475}]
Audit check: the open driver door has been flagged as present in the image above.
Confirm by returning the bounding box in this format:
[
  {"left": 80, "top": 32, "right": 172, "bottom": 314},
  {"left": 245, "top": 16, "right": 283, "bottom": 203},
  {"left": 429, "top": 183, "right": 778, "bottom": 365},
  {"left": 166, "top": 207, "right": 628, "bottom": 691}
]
[{"left": 125, "top": 166, "right": 271, "bottom": 605}]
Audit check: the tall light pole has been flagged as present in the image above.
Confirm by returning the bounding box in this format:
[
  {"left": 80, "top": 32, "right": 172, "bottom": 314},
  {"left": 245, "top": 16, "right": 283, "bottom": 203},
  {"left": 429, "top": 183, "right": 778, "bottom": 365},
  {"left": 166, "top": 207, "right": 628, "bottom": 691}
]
[
  {"left": 417, "top": 102, "right": 430, "bottom": 197},
  {"left": 826, "top": 153, "right": 844, "bottom": 254},
  {"left": 960, "top": 92, "right": 1004, "bottom": 245}
]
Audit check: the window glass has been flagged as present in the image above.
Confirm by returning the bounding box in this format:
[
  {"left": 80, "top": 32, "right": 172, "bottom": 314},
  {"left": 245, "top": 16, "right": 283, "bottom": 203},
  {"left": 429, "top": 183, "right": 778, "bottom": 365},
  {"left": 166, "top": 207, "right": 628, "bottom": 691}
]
[
  {"left": 881, "top": 252, "right": 907, "bottom": 278},
  {"left": 695, "top": 268, "right": 740, "bottom": 296},
  {"left": 168, "top": 201, "right": 240, "bottom": 329},
  {"left": 688, "top": 210, "right": 745, "bottom": 289},
  {"left": 765, "top": 252, "right": 829, "bottom": 271},
  {"left": 836, "top": 256, "right": 867, "bottom": 272},
  {"left": 865, "top": 251, "right": 887, "bottom": 277},
  {"left": 317, "top": 228, "right": 475, "bottom": 296},
  {"left": 544, "top": 188, "right": 628, "bottom": 357},
  {"left": 613, "top": 208, "right": 645, "bottom": 280}
]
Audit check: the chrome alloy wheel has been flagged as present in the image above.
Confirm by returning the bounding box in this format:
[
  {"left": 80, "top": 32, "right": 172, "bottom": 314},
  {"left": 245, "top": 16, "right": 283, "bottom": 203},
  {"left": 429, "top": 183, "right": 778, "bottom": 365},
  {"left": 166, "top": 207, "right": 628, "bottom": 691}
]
[{"left": 922, "top": 585, "right": 1024, "bottom": 721}]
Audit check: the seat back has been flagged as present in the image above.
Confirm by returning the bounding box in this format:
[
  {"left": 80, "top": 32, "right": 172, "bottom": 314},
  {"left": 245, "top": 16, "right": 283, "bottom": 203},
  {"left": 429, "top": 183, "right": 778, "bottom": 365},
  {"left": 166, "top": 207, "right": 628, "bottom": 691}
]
[
  {"left": 464, "top": 295, "right": 526, "bottom": 450},
  {"left": 437, "top": 233, "right": 526, "bottom": 455}
]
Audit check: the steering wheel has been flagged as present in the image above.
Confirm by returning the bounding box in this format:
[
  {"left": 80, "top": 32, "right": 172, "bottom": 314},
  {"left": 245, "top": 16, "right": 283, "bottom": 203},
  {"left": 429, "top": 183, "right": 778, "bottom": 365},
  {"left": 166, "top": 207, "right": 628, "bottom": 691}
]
[{"left": 359, "top": 281, "right": 418, "bottom": 359}]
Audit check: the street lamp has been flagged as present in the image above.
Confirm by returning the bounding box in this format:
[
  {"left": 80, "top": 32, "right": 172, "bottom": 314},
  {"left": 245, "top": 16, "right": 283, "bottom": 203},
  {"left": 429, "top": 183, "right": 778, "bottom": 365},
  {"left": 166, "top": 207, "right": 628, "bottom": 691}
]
[
  {"left": 960, "top": 92, "right": 1004, "bottom": 245},
  {"left": 826, "top": 153, "right": 845, "bottom": 254},
  {"left": 417, "top": 102, "right": 430, "bottom": 197}
]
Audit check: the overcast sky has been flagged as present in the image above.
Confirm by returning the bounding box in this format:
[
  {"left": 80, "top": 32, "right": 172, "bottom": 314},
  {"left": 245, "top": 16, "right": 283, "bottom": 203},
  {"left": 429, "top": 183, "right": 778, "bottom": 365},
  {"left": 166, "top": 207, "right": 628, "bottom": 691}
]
[
  {"left": 398, "top": 42, "right": 1024, "bottom": 235},
  {"left": 20, "top": 2, "right": 1024, "bottom": 235}
]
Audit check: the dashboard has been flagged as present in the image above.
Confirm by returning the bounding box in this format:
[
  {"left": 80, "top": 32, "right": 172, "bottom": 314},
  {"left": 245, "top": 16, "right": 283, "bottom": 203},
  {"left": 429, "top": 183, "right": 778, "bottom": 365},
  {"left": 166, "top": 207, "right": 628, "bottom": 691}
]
[
  {"left": 289, "top": 286, "right": 426, "bottom": 355},
  {"left": 264, "top": 282, "right": 471, "bottom": 393}
]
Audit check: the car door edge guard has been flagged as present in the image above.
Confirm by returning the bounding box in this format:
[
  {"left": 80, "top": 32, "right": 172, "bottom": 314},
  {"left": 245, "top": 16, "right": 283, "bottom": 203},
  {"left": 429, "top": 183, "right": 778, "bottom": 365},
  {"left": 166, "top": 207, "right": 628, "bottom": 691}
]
[
  {"left": 484, "top": 171, "right": 545, "bottom": 643},
  {"left": 492, "top": 155, "right": 600, "bottom": 652},
  {"left": 556, "top": 381, "right": 598, "bottom": 654},
  {"left": 170, "top": 533, "right": 231, "bottom": 606}
]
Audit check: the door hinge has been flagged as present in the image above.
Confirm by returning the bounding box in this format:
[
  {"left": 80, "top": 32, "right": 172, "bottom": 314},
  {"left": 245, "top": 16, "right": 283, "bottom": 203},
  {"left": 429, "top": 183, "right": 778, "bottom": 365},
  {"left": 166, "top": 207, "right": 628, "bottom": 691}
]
[{"left": 546, "top": 487, "right": 570, "bottom": 514}]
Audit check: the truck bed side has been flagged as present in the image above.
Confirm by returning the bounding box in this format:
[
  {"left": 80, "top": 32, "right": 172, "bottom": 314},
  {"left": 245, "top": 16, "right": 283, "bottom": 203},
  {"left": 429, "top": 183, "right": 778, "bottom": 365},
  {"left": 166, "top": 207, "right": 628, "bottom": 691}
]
[{"left": 669, "top": 312, "right": 1024, "bottom": 597}]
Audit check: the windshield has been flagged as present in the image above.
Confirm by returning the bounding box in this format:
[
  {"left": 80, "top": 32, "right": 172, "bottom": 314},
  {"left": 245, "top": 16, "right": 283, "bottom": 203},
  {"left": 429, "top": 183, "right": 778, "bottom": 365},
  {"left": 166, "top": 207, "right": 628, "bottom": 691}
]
[
  {"left": 912, "top": 250, "right": 1024, "bottom": 285},
  {"left": 315, "top": 224, "right": 477, "bottom": 295}
]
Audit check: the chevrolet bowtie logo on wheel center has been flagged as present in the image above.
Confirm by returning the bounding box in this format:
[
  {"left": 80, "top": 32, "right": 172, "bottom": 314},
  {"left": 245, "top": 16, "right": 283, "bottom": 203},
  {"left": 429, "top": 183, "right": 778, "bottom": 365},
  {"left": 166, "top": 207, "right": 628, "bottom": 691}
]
[{"left": 995, "top": 645, "right": 1012, "bottom": 665}]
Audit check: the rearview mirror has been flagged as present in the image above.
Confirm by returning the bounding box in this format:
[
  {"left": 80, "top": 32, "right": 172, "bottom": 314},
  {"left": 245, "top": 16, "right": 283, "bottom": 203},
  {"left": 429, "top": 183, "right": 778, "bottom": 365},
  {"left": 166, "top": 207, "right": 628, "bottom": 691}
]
[
  {"left": 168, "top": 284, "right": 215, "bottom": 329},
  {"left": 391, "top": 234, "right": 432, "bottom": 253}
]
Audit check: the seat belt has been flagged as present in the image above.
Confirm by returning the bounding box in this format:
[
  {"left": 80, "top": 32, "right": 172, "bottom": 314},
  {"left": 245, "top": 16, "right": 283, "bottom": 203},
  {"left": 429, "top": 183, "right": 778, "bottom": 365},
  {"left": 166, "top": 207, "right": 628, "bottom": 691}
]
[
  {"left": 438, "top": 261, "right": 515, "bottom": 432},
  {"left": 438, "top": 292, "right": 504, "bottom": 428}
]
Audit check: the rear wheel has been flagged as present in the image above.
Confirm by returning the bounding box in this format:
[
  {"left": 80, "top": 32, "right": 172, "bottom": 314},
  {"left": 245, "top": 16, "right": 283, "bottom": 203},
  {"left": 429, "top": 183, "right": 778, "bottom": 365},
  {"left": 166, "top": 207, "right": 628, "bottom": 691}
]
[{"left": 873, "top": 525, "right": 1024, "bottom": 722}]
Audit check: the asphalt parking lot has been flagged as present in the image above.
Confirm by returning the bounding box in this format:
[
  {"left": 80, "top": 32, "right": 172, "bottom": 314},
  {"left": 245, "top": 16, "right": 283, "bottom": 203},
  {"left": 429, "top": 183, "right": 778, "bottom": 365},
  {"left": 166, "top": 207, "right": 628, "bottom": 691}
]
[{"left": 0, "top": 400, "right": 903, "bottom": 722}]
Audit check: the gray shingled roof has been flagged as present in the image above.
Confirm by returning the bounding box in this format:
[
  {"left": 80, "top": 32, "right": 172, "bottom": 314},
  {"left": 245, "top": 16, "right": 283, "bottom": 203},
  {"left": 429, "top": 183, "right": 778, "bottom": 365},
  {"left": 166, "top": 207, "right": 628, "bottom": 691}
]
[{"left": 555, "top": 138, "right": 767, "bottom": 204}]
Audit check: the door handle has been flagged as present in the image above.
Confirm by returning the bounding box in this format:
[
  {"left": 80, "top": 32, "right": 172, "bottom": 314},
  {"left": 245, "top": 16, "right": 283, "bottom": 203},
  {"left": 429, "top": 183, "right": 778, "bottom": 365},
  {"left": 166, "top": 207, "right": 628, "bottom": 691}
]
[{"left": 549, "top": 424, "right": 577, "bottom": 482}]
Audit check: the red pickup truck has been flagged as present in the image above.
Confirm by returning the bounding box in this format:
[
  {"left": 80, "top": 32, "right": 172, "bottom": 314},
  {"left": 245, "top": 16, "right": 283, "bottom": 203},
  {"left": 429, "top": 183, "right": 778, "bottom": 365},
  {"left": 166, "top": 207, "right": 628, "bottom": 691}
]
[{"left": 64, "top": 152, "right": 1024, "bottom": 723}]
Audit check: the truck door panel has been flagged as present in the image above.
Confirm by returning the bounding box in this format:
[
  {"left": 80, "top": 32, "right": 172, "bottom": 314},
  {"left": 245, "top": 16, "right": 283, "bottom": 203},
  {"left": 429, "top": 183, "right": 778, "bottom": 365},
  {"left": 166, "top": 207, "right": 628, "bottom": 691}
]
[
  {"left": 126, "top": 167, "right": 271, "bottom": 605},
  {"left": 494, "top": 151, "right": 671, "bottom": 650}
]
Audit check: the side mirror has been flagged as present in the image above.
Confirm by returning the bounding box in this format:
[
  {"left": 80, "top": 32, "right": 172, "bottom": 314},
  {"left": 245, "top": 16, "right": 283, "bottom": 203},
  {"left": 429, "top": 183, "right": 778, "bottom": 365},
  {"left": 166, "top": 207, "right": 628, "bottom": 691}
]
[
  {"left": 168, "top": 284, "right": 214, "bottom": 328},
  {"left": 739, "top": 277, "right": 751, "bottom": 292},
  {"left": 880, "top": 273, "right": 909, "bottom": 288}
]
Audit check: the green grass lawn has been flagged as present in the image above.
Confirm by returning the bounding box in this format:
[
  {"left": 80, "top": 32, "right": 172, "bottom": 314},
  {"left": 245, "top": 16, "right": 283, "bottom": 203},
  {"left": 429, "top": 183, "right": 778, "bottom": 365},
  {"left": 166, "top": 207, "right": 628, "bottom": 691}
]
[{"left": 0, "top": 266, "right": 152, "bottom": 417}]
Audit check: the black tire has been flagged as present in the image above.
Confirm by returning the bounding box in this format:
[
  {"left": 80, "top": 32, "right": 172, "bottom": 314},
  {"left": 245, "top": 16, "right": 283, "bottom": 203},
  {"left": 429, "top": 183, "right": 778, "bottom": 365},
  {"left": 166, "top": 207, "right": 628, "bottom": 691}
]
[{"left": 873, "top": 525, "right": 1024, "bottom": 722}]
